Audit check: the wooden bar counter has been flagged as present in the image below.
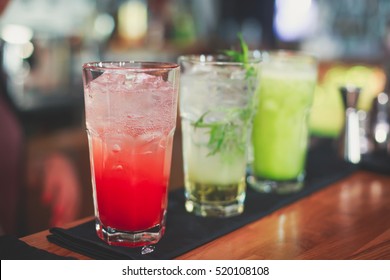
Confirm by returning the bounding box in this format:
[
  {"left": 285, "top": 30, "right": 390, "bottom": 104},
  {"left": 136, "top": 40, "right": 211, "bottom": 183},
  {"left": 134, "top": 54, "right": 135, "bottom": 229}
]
[{"left": 21, "top": 170, "right": 390, "bottom": 259}]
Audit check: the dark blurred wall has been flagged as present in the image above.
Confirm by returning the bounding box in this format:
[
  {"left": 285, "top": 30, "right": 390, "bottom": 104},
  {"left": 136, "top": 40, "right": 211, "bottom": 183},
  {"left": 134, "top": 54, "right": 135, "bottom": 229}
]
[{"left": 217, "top": 0, "right": 276, "bottom": 49}]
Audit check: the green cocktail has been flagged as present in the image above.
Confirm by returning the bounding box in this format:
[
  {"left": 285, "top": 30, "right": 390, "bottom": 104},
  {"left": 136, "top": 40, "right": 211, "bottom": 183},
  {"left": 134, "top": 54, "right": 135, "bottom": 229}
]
[{"left": 248, "top": 51, "right": 317, "bottom": 194}]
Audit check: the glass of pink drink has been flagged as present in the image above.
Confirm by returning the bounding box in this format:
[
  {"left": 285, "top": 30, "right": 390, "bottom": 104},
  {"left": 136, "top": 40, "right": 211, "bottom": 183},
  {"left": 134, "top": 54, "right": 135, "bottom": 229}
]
[{"left": 82, "top": 62, "right": 180, "bottom": 249}]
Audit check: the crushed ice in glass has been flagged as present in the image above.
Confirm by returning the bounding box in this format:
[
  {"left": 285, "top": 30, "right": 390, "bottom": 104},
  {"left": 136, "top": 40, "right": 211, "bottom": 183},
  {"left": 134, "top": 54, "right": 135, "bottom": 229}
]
[{"left": 85, "top": 72, "right": 176, "bottom": 137}]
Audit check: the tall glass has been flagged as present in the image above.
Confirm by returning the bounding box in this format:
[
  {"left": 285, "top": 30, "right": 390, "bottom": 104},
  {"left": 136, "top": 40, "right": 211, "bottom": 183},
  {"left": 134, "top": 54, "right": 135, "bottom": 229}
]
[
  {"left": 82, "top": 62, "right": 180, "bottom": 248},
  {"left": 179, "top": 54, "right": 261, "bottom": 217},
  {"left": 248, "top": 51, "right": 317, "bottom": 194}
]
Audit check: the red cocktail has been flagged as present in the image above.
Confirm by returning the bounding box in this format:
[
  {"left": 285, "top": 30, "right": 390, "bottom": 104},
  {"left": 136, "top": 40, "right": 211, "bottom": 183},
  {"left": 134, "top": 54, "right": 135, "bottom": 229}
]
[{"left": 82, "top": 62, "right": 179, "bottom": 248}]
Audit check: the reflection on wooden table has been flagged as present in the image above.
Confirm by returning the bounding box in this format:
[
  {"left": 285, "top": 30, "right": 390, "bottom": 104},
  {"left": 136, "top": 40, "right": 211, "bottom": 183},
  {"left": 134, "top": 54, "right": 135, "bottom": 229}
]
[{"left": 21, "top": 171, "right": 390, "bottom": 259}]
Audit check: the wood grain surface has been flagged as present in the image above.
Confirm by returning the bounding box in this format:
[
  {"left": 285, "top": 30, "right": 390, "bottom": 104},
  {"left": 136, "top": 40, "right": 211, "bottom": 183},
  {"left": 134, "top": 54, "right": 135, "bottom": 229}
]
[{"left": 21, "top": 171, "right": 390, "bottom": 260}]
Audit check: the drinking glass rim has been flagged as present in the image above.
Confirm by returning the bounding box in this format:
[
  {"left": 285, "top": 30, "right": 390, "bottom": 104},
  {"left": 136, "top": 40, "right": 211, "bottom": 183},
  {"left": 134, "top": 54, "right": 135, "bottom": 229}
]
[
  {"left": 82, "top": 61, "right": 180, "bottom": 71},
  {"left": 261, "top": 49, "right": 317, "bottom": 63},
  {"left": 178, "top": 51, "right": 262, "bottom": 66}
]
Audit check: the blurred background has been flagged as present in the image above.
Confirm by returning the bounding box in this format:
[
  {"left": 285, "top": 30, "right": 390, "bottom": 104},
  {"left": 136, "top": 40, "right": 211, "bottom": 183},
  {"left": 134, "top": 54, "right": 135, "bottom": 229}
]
[{"left": 0, "top": 0, "right": 389, "bottom": 236}]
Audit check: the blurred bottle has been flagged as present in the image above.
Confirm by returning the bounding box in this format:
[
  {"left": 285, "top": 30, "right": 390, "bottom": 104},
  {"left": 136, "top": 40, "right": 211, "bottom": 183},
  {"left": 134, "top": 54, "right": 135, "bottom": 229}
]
[{"left": 369, "top": 90, "right": 390, "bottom": 154}]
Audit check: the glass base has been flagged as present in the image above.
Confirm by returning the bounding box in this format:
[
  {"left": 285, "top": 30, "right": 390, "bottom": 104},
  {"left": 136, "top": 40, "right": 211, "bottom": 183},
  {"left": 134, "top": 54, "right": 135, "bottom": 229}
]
[
  {"left": 247, "top": 173, "right": 305, "bottom": 194},
  {"left": 185, "top": 196, "right": 245, "bottom": 218},
  {"left": 95, "top": 218, "right": 165, "bottom": 248}
]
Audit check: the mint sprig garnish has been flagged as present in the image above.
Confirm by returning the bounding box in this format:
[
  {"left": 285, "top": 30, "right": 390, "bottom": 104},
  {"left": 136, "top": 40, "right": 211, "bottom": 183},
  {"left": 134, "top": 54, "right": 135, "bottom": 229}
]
[
  {"left": 193, "top": 107, "right": 251, "bottom": 157},
  {"left": 192, "top": 34, "right": 257, "bottom": 158},
  {"left": 224, "top": 33, "right": 249, "bottom": 64},
  {"left": 224, "top": 33, "right": 255, "bottom": 79}
]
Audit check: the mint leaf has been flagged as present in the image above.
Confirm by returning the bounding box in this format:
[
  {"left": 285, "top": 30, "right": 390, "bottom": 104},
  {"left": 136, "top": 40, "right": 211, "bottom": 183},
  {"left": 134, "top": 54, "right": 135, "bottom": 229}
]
[
  {"left": 237, "top": 33, "right": 249, "bottom": 64},
  {"left": 192, "top": 34, "right": 257, "bottom": 158},
  {"left": 223, "top": 50, "right": 242, "bottom": 62},
  {"left": 192, "top": 108, "right": 251, "bottom": 158}
]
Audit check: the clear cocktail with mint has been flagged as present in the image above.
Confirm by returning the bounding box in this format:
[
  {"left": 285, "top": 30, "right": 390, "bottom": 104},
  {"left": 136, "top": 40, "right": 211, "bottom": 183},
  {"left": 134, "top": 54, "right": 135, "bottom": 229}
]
[
  {"left": 248, "top": 51, "right": 317, "bottom": 194},
  {"left": 179, "top": 53, "right": 260, "bottom": 217}
]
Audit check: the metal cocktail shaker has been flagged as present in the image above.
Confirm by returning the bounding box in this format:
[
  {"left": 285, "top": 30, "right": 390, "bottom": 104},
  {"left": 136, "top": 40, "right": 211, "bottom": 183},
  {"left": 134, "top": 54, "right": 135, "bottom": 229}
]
[{"left": 339, "top": 86, "right": 362, "bottom": 164}]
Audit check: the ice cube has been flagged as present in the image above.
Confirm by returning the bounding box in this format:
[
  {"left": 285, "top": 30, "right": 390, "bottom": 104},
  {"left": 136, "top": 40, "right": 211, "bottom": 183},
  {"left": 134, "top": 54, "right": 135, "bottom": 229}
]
[
  {"left": 230, "top": 68, "right": 246, "bottom": 80},
  {"left": 138, "top": 131, "right": 163, "bottom": 143},
  {"left": 89, "top": 72, "right": 126, "bottom": 93},
  {"left": 112, "top": 144, "right": 121, "bottom": 153},
  {"left": 112, "top": 164, "right": 123, "bottom": 171},
  {"left": 189, "top": 64, "right": 217, "bottom": 77},
  {"left": 86, "top": 71, "right": 176, "bottom": 135}
]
